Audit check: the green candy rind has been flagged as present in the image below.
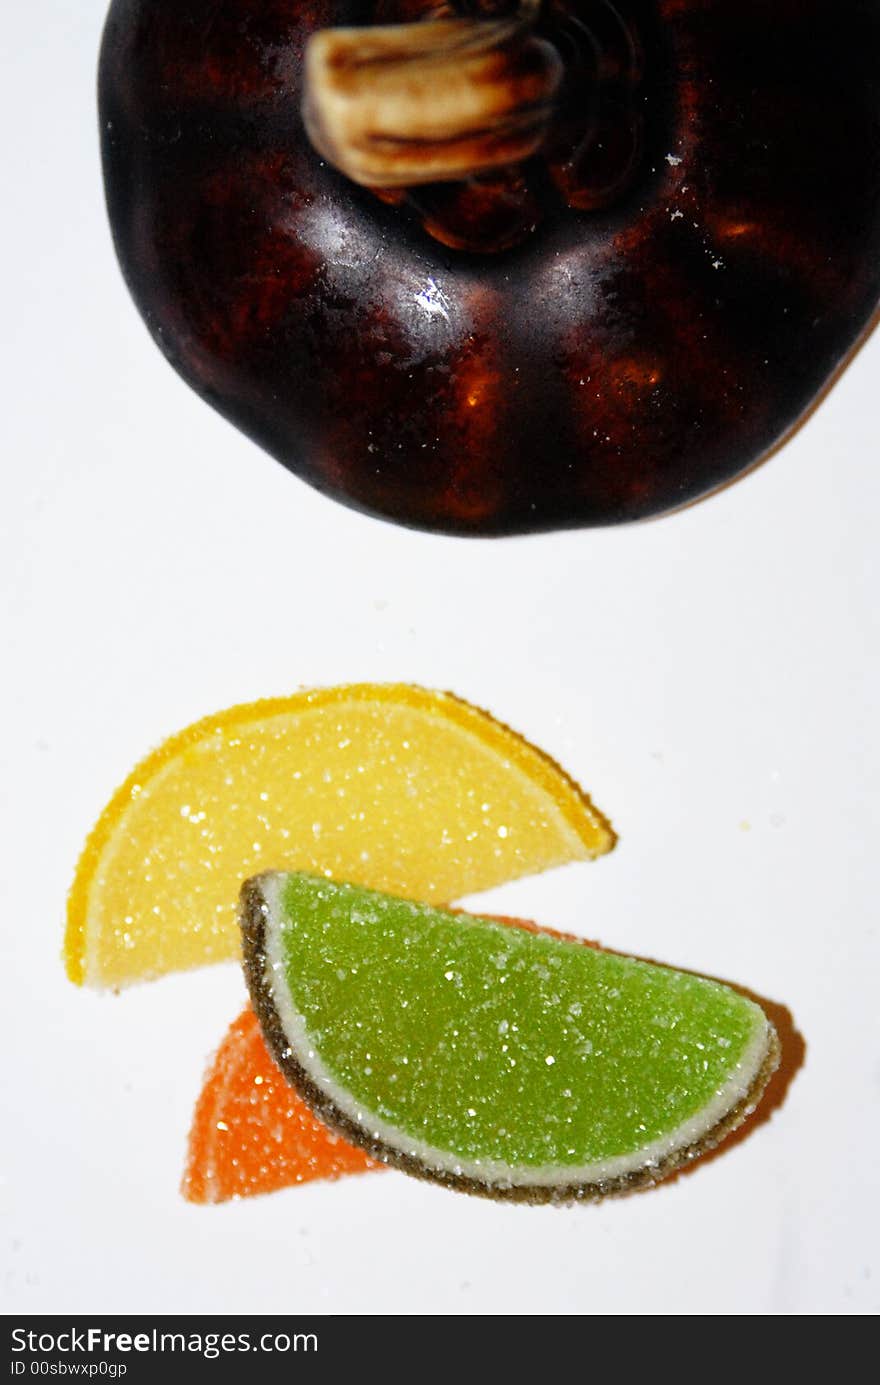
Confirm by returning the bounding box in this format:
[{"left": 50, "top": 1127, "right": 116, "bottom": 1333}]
[{"left": 242, "top": 873, "right": 778, "bottom": 1202}]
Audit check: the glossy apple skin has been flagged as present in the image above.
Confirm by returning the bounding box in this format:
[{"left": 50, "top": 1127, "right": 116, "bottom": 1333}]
[{"left": 100, "top": 0, "right": 880, "bottom": 535}]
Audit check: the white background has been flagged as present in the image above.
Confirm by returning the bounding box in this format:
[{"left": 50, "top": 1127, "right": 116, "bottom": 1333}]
[{"left": 2, "top": 2, "right": 878, "bottom": 1317}]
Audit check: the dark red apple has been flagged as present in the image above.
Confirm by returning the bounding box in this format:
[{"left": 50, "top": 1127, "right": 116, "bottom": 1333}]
[{"left": 100, "top": 0, "right": 880, "bottom": 534}]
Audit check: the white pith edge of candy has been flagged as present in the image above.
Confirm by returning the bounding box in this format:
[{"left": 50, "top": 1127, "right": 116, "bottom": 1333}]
[{"left": 259, "top": 875, "right": 772, "bottom": 1189}]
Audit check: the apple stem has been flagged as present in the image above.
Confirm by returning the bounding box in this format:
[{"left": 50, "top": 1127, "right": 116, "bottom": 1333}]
[{"left": 301, "top": 2, "right": 563, "bottom": 190}]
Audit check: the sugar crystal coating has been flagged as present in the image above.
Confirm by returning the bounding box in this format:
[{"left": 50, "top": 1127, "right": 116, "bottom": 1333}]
[
  {"left": 183, "top": 1007, "right": 377, "bottom": 1204},
  {"left": 246, "top": 874, "right": 776, "bottom": 1198},
  {"left": 66, "top": 684, "right": 612, "bottom": 988},
  {"left": 187, "top": 913, "right": 588, "bottom": 1202}
]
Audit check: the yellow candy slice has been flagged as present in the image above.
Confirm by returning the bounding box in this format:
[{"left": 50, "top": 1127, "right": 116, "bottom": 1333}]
[{"left": 66, "top": 684, "right": 613, "bottom": 989}]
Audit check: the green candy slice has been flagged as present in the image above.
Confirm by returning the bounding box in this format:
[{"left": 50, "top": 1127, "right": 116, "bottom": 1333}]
[{"left": 242, "top": 873, "right": 778, "bottom": 1203}]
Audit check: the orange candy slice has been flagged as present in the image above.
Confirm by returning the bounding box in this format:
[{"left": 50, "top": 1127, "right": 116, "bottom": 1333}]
[{"left": 183, "top": 1007, "right": 379, "bottom": 1204}]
